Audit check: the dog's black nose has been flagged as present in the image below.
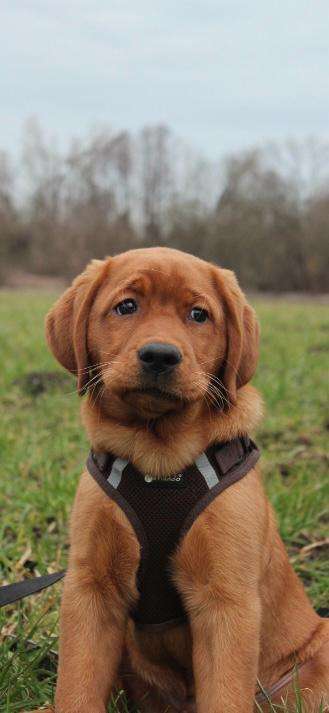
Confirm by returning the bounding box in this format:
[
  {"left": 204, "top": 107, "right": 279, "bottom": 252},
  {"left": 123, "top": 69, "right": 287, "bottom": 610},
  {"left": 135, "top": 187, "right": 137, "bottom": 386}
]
[{"left": 138, "top": 342, "right": 182, "bottom": 374}]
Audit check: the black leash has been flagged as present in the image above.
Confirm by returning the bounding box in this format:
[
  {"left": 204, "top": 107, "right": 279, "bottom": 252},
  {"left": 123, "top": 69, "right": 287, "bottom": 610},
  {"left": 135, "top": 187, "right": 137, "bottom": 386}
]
[{"left": 0, "top": 570, "right": 66, "bottom": 607}]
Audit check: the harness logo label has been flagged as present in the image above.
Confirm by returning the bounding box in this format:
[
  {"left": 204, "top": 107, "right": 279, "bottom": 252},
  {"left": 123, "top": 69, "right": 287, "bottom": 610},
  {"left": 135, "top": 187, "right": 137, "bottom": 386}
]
[{"left": 144, "top": 473, "right": 183, "bottom": 484}]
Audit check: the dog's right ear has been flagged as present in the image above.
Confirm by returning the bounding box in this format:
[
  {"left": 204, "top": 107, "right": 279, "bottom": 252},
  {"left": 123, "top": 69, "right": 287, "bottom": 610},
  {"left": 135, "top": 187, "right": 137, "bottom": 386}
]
[{"left": 45, "top": 259, "right": 110, "bottom": 393}]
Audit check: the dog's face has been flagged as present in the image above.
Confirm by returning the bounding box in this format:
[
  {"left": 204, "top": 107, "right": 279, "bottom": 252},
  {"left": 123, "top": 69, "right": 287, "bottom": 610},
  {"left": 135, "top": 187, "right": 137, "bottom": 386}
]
[{"left": 46, "top": 248, "right": 259, "bottom": 420}]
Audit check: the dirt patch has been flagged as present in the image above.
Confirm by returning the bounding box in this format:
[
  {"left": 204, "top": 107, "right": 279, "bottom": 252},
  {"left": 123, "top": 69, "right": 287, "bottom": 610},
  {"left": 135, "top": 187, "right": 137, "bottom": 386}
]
[
  {"left": 308, "top": 343, "right": 328, "bottom": 353},
  {"left": 14, "top": 371, "right": 73, "bottom": 396}
]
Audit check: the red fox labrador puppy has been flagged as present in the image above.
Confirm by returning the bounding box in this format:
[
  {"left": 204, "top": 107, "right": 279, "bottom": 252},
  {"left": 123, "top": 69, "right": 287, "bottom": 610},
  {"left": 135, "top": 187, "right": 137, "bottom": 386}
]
[{"left": 36, "top": 248, "right": 328, "bottom": 713}]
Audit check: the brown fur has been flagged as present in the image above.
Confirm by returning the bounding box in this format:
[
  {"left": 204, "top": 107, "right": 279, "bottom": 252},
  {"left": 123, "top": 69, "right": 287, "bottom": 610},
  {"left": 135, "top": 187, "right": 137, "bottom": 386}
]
[{"left": 35, "top": 248, "right": 329, "bottom": 713}]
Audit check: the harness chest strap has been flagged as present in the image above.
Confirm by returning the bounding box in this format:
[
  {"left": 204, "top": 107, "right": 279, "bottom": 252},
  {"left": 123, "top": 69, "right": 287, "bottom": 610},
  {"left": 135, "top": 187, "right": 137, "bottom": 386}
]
[{"left": 87, "top": 435, "right": 260, "bottom": 630}]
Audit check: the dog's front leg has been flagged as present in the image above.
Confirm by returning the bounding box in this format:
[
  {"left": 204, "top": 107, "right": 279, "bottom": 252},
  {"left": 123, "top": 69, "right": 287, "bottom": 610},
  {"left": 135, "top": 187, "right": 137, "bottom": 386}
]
[
  {"left": 54, "top": 568, "right": 128, "bottom": 713},
  {"left": 190, "top": 596, "right": 261, "bottom": 713},
  {"left": 53, "top": 473, "right": 140, "bottom": 713}
]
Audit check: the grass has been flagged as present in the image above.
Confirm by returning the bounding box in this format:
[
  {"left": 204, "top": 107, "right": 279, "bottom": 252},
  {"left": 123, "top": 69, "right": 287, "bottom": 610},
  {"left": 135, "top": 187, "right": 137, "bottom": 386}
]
[{"left": 0, "top": 291, "right": 328, "bottom": 712}]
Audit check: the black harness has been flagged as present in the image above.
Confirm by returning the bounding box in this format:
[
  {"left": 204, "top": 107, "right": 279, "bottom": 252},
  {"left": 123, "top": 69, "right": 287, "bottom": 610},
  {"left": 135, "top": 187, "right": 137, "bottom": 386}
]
[{"left": 87, "top": 435, "right": 260, "bottom": 630}]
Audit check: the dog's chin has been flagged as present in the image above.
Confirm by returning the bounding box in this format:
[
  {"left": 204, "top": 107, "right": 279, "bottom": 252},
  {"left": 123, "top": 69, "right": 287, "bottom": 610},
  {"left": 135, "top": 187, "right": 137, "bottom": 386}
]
[{"left": 121, "top": 387, "right": 187, "bottom": 419}]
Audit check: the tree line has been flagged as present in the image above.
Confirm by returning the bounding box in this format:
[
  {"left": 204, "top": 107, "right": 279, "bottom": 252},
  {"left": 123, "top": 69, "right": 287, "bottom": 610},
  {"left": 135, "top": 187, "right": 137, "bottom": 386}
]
[{"left": 1, "top": 118, "right": 328, "bottom": 291}]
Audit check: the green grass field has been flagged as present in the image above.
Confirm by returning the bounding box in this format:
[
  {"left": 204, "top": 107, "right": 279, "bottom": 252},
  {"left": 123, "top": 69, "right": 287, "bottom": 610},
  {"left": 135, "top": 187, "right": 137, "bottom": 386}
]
[{"left": 0, "top": 291, "right": 328, "bottom": 712}]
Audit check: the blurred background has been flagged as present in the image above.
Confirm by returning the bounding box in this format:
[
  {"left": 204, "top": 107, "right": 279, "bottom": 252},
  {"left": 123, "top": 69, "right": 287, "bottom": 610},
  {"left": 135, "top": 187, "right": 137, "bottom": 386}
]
[{"left": 1, "top": 0, "right": 329, "bottom": 292}]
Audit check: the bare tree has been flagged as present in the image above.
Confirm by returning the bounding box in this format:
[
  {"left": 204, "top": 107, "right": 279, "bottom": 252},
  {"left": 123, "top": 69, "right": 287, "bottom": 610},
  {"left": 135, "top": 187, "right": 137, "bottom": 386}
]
[
  {"left": 1, "top": 122, "right": 328, "bottom": 292},
  {"left": 139, "top": 125, "right": 173, "bottom": 243}
]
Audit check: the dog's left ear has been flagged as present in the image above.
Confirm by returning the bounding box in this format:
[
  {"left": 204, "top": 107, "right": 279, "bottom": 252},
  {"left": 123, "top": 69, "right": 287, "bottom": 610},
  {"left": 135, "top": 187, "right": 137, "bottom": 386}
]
[{"left": 213, "top": 267, "right": 260, "bottom": 406}]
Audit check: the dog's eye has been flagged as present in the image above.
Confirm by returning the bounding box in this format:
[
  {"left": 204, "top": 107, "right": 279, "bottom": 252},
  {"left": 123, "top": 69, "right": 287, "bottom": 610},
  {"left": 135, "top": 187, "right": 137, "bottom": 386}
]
[
  {"left": 114, "top": 299, "right": 138, "bottom": 316},
  {"left": 189, "top": 307, "right": 209, "bottom": 323}
]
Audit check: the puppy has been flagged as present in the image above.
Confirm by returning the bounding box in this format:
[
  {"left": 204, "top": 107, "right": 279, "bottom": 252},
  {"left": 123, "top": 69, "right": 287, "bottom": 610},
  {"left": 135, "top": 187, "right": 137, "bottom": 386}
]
[{"left": 38, "top": 248, "right": 329, "bottom": 713}]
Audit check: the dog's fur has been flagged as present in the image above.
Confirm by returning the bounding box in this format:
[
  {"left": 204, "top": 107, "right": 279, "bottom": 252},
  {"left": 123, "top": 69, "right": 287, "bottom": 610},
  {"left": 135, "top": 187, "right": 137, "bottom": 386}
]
[{"left": 36, "top": 248, "right": 329, "bottom": 712}]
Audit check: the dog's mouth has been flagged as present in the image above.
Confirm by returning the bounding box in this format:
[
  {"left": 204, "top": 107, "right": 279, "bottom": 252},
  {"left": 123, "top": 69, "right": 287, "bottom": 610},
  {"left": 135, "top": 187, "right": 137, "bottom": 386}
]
[
  {"left": 120, "top": 384, "right": 188, "bottom": 418},
  {"left": 126, "top": 386, "right": 183, "bottom": 402}
]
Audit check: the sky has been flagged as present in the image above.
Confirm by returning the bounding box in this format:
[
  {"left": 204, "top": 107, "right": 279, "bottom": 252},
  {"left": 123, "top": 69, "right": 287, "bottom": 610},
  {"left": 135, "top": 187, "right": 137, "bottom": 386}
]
[{"left": 1, "top": 0, "right": 329, "bottom": 160}]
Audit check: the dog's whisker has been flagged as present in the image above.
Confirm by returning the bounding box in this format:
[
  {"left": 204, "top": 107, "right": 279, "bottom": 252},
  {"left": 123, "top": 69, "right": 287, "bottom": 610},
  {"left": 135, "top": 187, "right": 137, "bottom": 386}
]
[
  {"left": 85, "top": 368, "right": 111, "bottom": 394},
  {"left": 194, "top": 364, "right": 233, "bottom": 400},
  {"left": 93, "top": 382, "right": 107, "bottom": 412},
  {"left": 83, "top": 372, "right": 105, "bottom": 392},
  {"left": 83, "top": 360, "right": 123, "bottom": 393},
  {"left": 205, "top": 389, "right": 223, "bottom": 410},
  {"left": 85, "top": 361, "right": 124, "bottom": 404},
  {"left": 191, "top": 378, "right": 221, "bottom": 410},
  {"left": 73, "top": 361, "right": 112, "bottom": 374},
  {"left": 212, "top": 388, "right": 231, "bottom": 407},
  {"left": 195, "top": 371, "right": 232, "bottom": 407},
  {"left": 202, "top": 391, "right": 215, "bottom": 420},
  {"left": 189, "top": 369, "right": 230, "bottom": 409},
  {"left": 192, "top": 374, "right": 229, "bottom": 409}
]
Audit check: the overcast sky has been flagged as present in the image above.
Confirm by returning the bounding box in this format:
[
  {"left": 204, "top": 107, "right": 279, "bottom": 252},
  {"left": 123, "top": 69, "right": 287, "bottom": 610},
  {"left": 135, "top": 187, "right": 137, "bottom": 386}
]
[{"left": 2, "top": 0, "right": 329, "bottom": 159}]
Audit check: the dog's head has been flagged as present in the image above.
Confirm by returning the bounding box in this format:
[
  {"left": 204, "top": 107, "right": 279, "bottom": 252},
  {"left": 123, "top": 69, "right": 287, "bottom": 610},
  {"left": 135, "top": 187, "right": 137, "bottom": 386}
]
[{"left": 46, "top": 247, "right": 259, "bottom": 420}]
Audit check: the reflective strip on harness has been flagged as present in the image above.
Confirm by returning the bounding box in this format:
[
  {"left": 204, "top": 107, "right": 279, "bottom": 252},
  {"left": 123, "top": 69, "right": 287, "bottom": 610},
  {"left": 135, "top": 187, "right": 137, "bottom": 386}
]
[
  {"left": 194, "top": 452, "right": 219, "bottom": 488},
  {"left": 107, "top": 457, "right": 129, "bottom": 488}
]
